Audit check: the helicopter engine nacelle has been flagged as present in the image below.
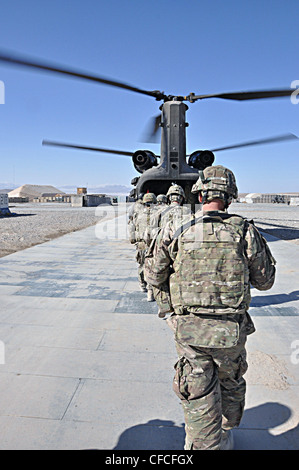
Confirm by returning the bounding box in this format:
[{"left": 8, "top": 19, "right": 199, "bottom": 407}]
[
  {"left": 132, "top": 150, "right": 158, "bottom": 174},
  {"left": 188, "top": 150, "right": 215, "bottom": 170}
]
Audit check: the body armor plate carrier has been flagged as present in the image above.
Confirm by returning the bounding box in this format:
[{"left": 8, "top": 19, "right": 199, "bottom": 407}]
[{"left": 170, "top": 213, "right": 251, "bottom": 315}]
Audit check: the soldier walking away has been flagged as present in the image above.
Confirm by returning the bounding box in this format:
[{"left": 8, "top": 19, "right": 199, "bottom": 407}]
[
  {"left": 147, "top": 184, "right": 192, "bottom": 316},
  {"left": 144, "top": 193, "right": 168, "bottom": 244},
  {"left": 146, "top": 186, "right": 191, "bottom": 247},
  {"left": 161, "top": 184, "right": 191, "bottom": 228},
  {"left": 156, "top": 194, "right": 168, "bottom": 206},
  {"left": 144, "top": 165, "right": 276, "bottom": 450},
  {"left": 129, "top": 192, "right": 158, "bottom": 301},
  {"left": 127, "top": 192, "right": 144, "bottom": 223}
]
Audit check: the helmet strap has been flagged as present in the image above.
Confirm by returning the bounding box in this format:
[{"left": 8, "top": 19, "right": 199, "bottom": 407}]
[
  {"left": 202, "top": 191, "right": 208, "bottom": 205},
  {"left": 202, "top": 191, "right": 229, "bottom": 209}
]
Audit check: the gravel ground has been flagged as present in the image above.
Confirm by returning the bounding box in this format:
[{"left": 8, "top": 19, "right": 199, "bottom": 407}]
[
  {"left": 0, "top": 203, "right": 112, "bottom": 258},
  {"left": 0, "top": 201, "right": 298, "bottom": 259}
]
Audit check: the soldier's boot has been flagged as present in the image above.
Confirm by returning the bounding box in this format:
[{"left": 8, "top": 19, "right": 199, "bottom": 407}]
[
  {"left": 139, "top": 282, "right": 147, "bottom": 292},
  {"left": 147, "top": 289, "right": 155, "bottom": 302},
  {"left": 220, "top": 430, "right": 234, "bottom": 450}
]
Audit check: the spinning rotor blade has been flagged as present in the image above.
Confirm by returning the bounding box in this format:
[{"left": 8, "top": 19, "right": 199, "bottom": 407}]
[
  {"left": 140, "top": 114, "right": 161, "bottom": 142},
  {"left": 0, "top": 50, "right": 165, "bottom": 100},
  {"left": 0, "top": 50, "right": 296, "bottom": 104},
  {"left": 42, "top": 140, "right": 134, "bottom": 157},
  {"left": 189, "top": 89, "right": 295, "bottom": 102},
  {"left": 211, "top": 133, "right": 298, "bottom": 153}
]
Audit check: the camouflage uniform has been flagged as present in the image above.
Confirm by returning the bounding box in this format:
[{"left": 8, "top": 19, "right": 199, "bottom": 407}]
[
  {"left": 131, "top": 193, "right": 158, "bottom": 292},
  {"left": 127, "top": 195, "right": 144, "bottom": 240},
  {"left": 146, "top": 201, "right": 191, "bottom": 246},
  {"left": 146, "top": 185, "right": 192, "bottom": 313},
  {"left": 143, "top": 186, "right": 191, "bottom": 247},
  {"left": 144, "top": 166, "right": 276, "bottom": 450},
  {"left": 156, "top": 194, "right": 167, "bottom": 206}
]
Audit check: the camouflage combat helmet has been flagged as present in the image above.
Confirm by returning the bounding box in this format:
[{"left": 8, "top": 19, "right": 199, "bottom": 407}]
[
  {"left": 157, "top": 194, "right": 167, "bottom": 204},
  {"left": 166, "top": 184, "right": 185, "bottom": 201},
  {"left": 191, "top": 165, "right": 238, "bottom": 206},
  {"left": 143, "top": 192, "right": 157, "bottom": 204}
]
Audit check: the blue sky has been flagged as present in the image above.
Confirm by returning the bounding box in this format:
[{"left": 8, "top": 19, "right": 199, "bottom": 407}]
[{"left": 0, "top": 0, "right": 298, "bottom": 193}]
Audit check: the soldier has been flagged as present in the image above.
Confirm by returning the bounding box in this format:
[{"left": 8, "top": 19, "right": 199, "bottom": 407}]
[
  {"left": 156, "top": 194, "right": 168, "bottom": 206},
  {"left": 150, "top": 184, "right": 191, "bottom": 236},
  {"left": 162, "top": 184, "right": 191, "bottom": 227},
  {"left": 131, "top": 192, "right": 158, "bottom": 301},
  {"left": 144, "top": 165, "right": 276, "bottom": 450},
  {"left": 127, "top": 192, "right": 144, "bottom": 224},
  {"left": 145, "top": 185, "right": 192, "bottom": 315},
  {"left": 148, "top": 194, "right": 168, "bottom": 239}
]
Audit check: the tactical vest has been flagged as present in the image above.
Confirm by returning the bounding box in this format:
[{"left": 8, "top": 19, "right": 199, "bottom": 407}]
[
  {"left": 159, "top": 205, "right": 191, "bottom": 228},
  {"left": 169, "top": 213, "right": 251, "bottom": 315},
  {"left": 134, "top": 205, "right": 158, "bottom": 242}
]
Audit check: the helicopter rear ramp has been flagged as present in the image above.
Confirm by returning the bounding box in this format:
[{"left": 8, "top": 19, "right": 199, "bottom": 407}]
[{"left": 0, "top": 205, "right": 298, "bottom": 450}]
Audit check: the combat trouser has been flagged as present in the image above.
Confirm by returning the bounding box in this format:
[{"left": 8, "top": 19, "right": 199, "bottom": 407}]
[
  {"left": 136, "top": 242, "right": 155, "bottom": 298},
  {"left": 171, "top": 312, "right": 255, "bottom": 450},
  {"left": 136, "top": 241, "right": 147, "bottom": 287}
]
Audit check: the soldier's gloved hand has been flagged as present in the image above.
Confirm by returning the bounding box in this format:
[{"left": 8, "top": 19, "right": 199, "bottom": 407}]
[
  {"left": 158, "top": 309, "right": 174, "bottom": 319},
  {"left": 166, "top": 313, "right": 177, "bottom": 331},
  {"left": 158, "top": 310, "right": 166, "bottom": 318}
]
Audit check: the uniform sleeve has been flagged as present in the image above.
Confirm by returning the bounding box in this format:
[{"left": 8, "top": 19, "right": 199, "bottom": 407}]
[
  {"left": 144, "top": 224, "right": 176, "bottom": 314},
  {"left": 244, "top": 223, "right": 276, "bottom": 291},
  {"left": 144, "top": 209, "right": 161, "bottom": 246},
  {"left": 144, "top": 224, "right": 173, "bottom": 287},
  {"left": 128, "top": 210, "right": 138, "bottom": 244}
]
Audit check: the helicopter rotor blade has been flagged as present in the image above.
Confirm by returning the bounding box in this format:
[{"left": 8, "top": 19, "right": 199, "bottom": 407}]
[
  {"left": 0, "top": 50, "right": 165, "bottom": 100},
  {"left": 42, "top": 140, "right": 134, "bottom": 157},
  {"left": 1, "top": 51, "right": 296, "bottom": 104},
  {"left": 140, "top": 114, "right": 161, "bottom": 143},
  {"left": 211, "top": 133, "right": 298, "bottom": 153},
  {"left": 188, "top": 89, "right": 295, "bottom": 102}
]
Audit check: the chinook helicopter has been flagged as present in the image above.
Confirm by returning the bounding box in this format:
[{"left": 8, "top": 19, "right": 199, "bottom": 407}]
[{"left": 0, "top": 51, "right": 297, "bottom": 204}]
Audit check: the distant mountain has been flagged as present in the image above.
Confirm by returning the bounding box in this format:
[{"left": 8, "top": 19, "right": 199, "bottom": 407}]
[
  {"left": 0, "top": 182, "right": 18, "bottom": 191},
  {"left": 0, "top": 188, "right": 13, "bottom": 194}
]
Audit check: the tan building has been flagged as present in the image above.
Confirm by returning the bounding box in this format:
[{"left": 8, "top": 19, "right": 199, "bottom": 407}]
[{"left": 8, "top": 184, "right": 65, "bottom": 202}]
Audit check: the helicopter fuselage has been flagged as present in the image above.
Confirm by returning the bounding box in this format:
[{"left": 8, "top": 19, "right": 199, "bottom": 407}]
[{"left": 132, "top": 100, "right": 201, "bottom": 203}]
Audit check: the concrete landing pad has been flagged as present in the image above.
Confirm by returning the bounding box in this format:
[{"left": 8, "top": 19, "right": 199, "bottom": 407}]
[{"left": 0, "top": 206, "right": 298, "bottom": 450}]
